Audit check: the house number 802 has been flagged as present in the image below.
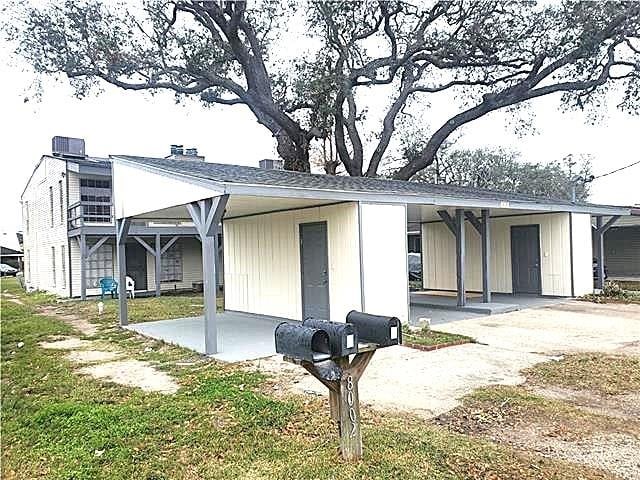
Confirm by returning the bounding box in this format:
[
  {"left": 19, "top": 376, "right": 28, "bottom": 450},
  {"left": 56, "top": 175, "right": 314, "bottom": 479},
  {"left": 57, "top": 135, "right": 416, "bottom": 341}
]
[{"left": 346, "top": 374, "right": 357, "bottom": 437}]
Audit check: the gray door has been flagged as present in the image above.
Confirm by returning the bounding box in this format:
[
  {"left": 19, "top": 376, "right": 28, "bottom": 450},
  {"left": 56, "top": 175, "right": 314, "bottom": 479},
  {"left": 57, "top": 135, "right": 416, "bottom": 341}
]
[
  {"left": 300, "top": 222, "right": 330, "bottom": 320},
  {"left": 125, "top": 243, "right": 147, "bottom": 290},
  {"left": 511, "top": 225, "right": 541, "bottom": 294}
]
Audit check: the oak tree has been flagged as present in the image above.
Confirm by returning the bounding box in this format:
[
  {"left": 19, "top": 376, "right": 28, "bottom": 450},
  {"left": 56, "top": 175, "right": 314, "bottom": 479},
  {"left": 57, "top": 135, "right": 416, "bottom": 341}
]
[{"left": 10, "top": 1, "right": 640, "bottom": 178}]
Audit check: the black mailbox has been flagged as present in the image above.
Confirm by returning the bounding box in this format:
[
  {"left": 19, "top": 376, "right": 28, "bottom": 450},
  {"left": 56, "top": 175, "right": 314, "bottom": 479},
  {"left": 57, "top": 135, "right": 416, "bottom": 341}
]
[
  {"left": 302, "top": 318, "right": 358, "bottom": 358},
  {"left": 345, "top": 311, "right": 402, "bottom": 347},
  {"left": 274, "top": 322, "right": 331, "bottom": 363}
]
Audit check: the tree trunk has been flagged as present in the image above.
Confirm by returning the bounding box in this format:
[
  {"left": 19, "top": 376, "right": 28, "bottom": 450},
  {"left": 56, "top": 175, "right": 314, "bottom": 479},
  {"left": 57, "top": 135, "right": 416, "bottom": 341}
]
[{"left": 276, "top": 132, "right": 311, "bottom": 172}]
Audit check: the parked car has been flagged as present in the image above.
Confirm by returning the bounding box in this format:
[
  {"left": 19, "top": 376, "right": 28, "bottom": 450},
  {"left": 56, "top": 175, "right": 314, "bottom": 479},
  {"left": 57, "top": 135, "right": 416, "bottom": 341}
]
[
  {"left": 408, "top": 252, "right": 422, "bottom": 282},
  {"left": 0, "top": 264, "right": 18, "bottom": 276}
]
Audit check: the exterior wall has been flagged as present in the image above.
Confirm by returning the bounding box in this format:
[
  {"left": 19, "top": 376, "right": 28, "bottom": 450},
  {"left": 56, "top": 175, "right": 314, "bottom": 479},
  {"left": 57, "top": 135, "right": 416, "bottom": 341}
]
[
  {"left": 422, "top": 212, "right": 574, "bottom": 296},
  {"left": 21, "top": 157, "right": 70, "bottom": 296},
  {"left": 223, "top": 203, "right": 361, "bottom": 321},
  {"left": 604, "top": 225, "right": 640, "bottom": 278},
  {"left": 68, "top": 170, "right": 81, "bottom": 206},
  {"left": 145, "top": 237, "right": 203, "bottom": 292},
  {"left": 571, "top": 213, "right": 594, "bottom": 296},
  {"left": 359, "top": 203, "right": 409, "bottom": 324}
]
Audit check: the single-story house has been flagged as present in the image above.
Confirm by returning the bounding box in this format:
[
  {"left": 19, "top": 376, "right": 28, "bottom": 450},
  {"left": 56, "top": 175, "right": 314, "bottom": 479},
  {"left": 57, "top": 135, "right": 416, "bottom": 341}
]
[{"left": 110, "top": 155, "right": 632, "bottom": 359}]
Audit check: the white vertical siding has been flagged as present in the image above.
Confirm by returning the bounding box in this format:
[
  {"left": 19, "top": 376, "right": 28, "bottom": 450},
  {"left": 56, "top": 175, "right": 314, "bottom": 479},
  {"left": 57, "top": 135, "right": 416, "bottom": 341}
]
[
  {"left": 359, "top": 203, "right": 409, "bottom": 324},
  {"left": 146, "top": 237, "right": 203, "bottom": 292},
  {"left": 223, "top": 202, "right": 361, "bottom": 321},
  {"left": 67, "top": 171, "right": 80, "bottom": 206},
  {"left": 21, "top": 157, "right": 70, "bottom": 297},
  {"left": 571, "top": 213, "right": 594, "bottom": 296},
  {"left": 422, "top": 212, "right": 574, "bottom": 296}
]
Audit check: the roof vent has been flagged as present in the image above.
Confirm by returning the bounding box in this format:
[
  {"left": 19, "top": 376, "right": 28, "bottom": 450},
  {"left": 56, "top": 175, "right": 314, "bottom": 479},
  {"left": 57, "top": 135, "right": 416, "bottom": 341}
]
[
  {"left": 166, "top": 145, "right": 205, "bottom": 161},
  {"left": 259, "top": 159, "right": 284, "bottom": 170},
  {"left": 170, "top": 144, "right": 184, "bottom": 155},
  {"left": 52, "top": 136, "right": 86, "bottom": 158}
]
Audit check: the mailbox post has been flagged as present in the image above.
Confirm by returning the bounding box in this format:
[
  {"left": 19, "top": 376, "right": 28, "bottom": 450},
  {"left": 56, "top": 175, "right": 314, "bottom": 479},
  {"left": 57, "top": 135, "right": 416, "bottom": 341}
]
[{"left": 275, "top": 312, "right": 401, "bottom": 461}]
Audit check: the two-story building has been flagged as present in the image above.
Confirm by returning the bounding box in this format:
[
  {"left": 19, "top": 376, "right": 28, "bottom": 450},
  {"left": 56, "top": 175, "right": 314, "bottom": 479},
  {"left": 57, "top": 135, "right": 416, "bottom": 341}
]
[{"left": 21, "top": 137, "right": 205, "bottom": 298}]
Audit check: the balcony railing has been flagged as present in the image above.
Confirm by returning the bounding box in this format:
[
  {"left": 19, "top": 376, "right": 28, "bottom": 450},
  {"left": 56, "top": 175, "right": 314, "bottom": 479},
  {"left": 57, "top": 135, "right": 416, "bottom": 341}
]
[{"left": 67, "top": 201, "right": 113, "bottom": 229}]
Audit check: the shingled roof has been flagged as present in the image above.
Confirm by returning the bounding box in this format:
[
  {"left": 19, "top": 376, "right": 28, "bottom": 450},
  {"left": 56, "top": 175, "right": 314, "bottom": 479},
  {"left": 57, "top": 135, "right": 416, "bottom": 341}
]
[{"left": 112, "top": 155, "right": 629, "bottom": 214}]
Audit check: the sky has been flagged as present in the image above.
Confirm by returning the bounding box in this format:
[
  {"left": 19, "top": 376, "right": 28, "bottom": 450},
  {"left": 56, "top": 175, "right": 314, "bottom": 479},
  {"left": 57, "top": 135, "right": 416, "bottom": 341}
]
[{"left": 1, "top": 5, "right": 639, "bottom": 241}]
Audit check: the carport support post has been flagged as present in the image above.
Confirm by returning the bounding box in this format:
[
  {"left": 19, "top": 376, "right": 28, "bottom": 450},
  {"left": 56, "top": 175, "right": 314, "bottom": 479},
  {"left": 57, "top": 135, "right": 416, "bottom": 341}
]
[
  {"left": 116, "top": 218, "right": 131, "bottom": 326},
  {"left": 79, "top": 234, "right": 87, "bottom": 301},
  {"left": 187, "top": 195, "right": 229, "bottom": 355},
  {"left": 455, "top": 209, "right": 466, "bottom": 307},
  {"left": 155, "top": 234, "right": 161, "bottom": 297},
  {"left": 595, "top": 216, "right": 604, "bottom": 290},
  {"left": 594, "top": 215, "right": 621, "bottom": 290},
  {"left": 481, "top": 209, "right": 491, "bottom": 303},
  {"left": 437, "top": 209, "right": 466, "bottom": 307}
]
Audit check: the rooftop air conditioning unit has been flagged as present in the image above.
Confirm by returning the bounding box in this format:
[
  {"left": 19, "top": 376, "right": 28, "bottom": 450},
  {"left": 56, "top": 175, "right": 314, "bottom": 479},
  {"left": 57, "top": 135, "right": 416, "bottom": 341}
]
[{"left": 52, "top": 136, "right": 86, "bottom": 158}]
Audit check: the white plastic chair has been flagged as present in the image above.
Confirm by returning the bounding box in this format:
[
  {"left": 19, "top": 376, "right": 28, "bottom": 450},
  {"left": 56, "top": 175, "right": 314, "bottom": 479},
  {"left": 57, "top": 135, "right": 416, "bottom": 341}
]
[{"left": 126, "top": 276, "right": 135, "bottom": 298}]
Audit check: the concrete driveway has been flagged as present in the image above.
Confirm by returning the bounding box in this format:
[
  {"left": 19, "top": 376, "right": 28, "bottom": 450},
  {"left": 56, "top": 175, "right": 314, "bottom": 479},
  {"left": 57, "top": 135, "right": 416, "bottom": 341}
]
[{"left": 251, "top": 300, "right": 640, "bottom": 417}]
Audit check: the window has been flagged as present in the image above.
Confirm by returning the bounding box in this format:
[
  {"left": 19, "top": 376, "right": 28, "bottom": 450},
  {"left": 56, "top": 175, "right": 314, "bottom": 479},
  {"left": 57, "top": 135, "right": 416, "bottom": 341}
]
[
  {"left": 86, "top": 242, "right": 113, "bottom": 288},
  {"left": 80, "top": 178, "right": 111, "bottom": 189},
  {"left": 24, "top": 202, "right": 29, "bottom": 233},
  {"left": 161, "top": 243, "right": 183, "bottom": 282},
  {"left": 49, "top": 186, "right": 54, "bottom": 227},
  {"left": 59, "top": 180, "right": 64, "bottom": 225},
  {"left": 51, "top": 246, "right": 56, "bottom": 287},
  {"left": 61, "top": 245, "right": 66, "bottom": 289},
  {"left": 80, "top": 177, "right": 111, "bottom": 223}
]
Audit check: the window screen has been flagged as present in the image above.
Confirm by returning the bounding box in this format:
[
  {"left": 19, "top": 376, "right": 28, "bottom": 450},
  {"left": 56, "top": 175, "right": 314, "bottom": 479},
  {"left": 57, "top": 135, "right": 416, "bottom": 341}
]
[
  {"left": 80, "top": 177, "right": 112, "bottom": 223},
  {"left": 86, "top": 242, "right": 114, "bottom": 288},
  {"left": 161, "top": 243, "right": 183, "bottom": 282}
]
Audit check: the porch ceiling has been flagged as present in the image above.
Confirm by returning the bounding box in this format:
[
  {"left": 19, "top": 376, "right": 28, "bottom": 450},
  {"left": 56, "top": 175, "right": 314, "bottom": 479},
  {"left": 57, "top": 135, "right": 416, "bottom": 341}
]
[
  {"left": 407, "top": 204, "right": 551, "bottom": 223},
  {"left": 128, "top": 195, "right": 343, "bottom": 222}
]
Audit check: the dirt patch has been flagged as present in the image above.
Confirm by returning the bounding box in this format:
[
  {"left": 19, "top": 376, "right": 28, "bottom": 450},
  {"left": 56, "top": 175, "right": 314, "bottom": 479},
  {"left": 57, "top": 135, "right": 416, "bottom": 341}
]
[
  {"left": 532, "top": 385, "right": 640, "bottom": 422},
  {"left": 437, "top": 384, "right": 640, "bottom": 480},
  {"left": 78, "top": 360, "right": 179, "bottom": 394},
  {"left": 65, "top": 350, "right": 122, "bottom": 364},
  {"left": 40, "top": 337, "right": 95, "bottom": 350},
  {"left": 496, "top": 428, "right": 640, "bottom": 480},
  {"left": 39, "top": 335, "right": 179, "bottom": 394},
  {"left": 249, "top": 344, "right": 547, "bottom": 418},
  {"left": 2, "top": 291, "right": 25, "bottom": 304},
  {"left": 38, "top": 306, "right": 98, "bottom": 336}
]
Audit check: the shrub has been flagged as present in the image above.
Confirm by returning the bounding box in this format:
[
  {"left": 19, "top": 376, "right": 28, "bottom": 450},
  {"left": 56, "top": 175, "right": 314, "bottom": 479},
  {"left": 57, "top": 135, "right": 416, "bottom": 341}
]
[{"left": 602, "top": 281, "right": 627, "bottom": 299}]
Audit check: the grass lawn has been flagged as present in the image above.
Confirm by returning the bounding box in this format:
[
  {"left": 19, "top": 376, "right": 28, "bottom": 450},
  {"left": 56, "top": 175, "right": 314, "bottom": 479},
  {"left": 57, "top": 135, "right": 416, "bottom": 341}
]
[
  {"left": 1, "top": 278, "right": 617, "bottom": 480},
  {"left": 403, "top": 327, "right": 473, "bottom": 350},
  {"left": 523, "top": 353, "right": 640, "bottom": 396}
]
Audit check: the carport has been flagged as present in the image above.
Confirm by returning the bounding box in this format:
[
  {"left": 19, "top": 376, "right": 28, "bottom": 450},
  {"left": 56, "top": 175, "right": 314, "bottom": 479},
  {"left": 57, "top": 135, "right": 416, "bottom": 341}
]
[{"left": 110, "top": 155, "right": 631, "bottom": 359}]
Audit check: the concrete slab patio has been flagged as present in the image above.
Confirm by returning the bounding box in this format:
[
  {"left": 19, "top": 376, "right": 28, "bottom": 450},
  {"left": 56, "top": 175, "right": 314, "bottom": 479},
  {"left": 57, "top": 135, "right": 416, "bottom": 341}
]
[
  {"left": 410, "top": 291, "right": 568, "bottom": 315},
  {"left": 126, "top": 311, "right": 286, "bottom": 362}
]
